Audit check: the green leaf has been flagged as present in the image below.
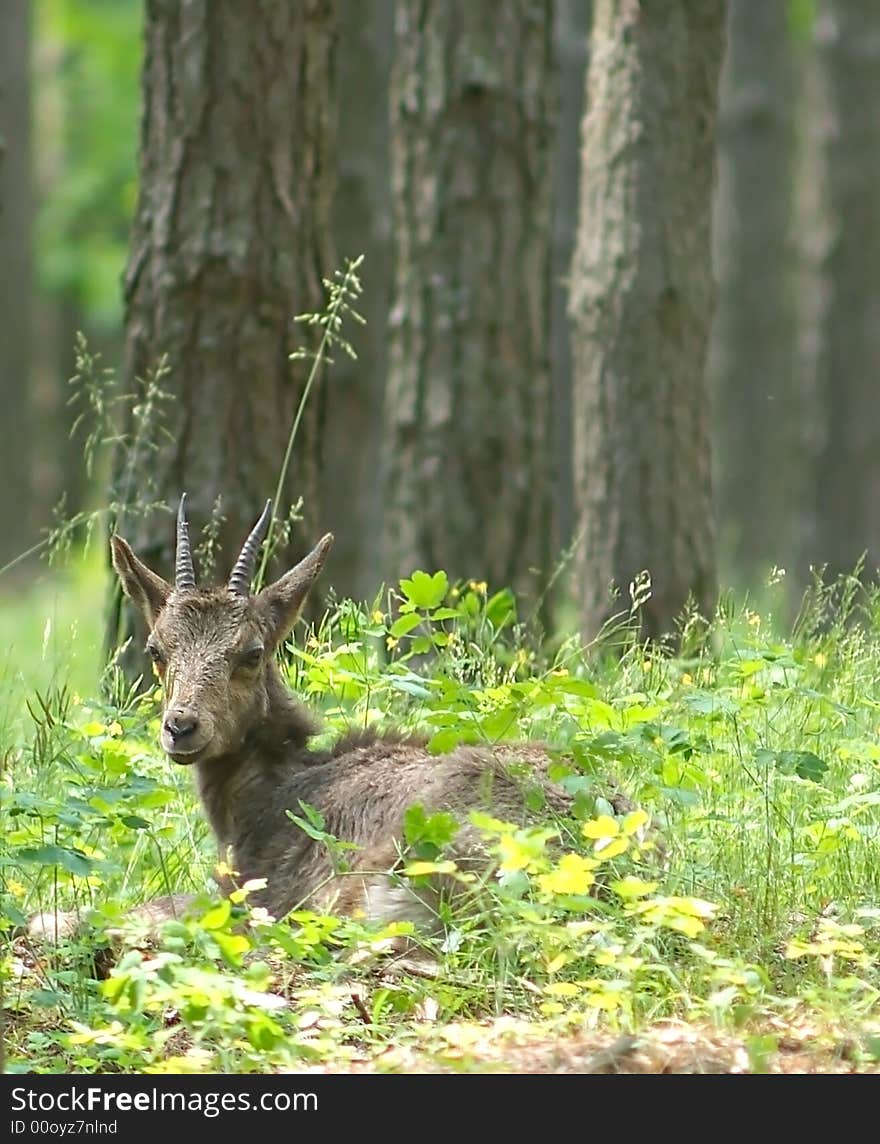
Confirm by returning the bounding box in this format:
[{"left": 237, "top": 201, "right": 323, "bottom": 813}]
[
  {"left": 774, "top": 750, "right": 829, "bottom": 784},
  {"left": 485, "top": 588, "right": 516, "bottom": 628},
  {"left": 120, "top": 815, "right": 150, "bottom": 830},
  {"left": 429, "top": 607, "right": 463, "bottom": 622},
  {"left": 428, "top": 728, "right": 475, "bottom": 754},
  {"left": 399, "top": 570, "right": 449, "bottom": 610},
  {"left": 200, "top": 900, "right": 232, "bottom": 930},
  {"left": 551, "top": 676, "right": 598, "bottom": 699},
  {"left": 389, "top": 613, "right": 423, "bottom": 638},
  {"left": 390, "top": 677, "right": 432, "bottom": 699},
  {"left": 14, "top": 845, "right": 93, "bottom": 877},
  {"left": 403, "top": 805, "right": 459, "bottom": 849}
]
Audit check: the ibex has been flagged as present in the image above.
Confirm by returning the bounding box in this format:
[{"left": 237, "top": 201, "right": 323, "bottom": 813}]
[{"left": 91, "top": 495, "right": 573, "bottom": 935}]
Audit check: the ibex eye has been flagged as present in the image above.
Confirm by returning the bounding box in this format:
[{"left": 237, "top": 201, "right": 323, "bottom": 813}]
[
  {"left": 237, "top": 647, "right": 264, "bottom": 669},
  {"left": 146, "top": 643, "right": 167, "bottom": 667}
]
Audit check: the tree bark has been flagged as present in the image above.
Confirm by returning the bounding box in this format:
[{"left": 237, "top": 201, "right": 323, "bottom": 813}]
[
  {"left": 709, "top": 0, "right": 800, "bottom": 590},
  {"left": 0, "top": 0, "right": 33, "bottom": 573},
  {"left": 109, "top": 0, "right": 336, "bottom": 657},
  {"left": 325, "top": 0, "right": 393, "bottom": 601},
  {"left": 804, "top": 1, "right": 880, "bottom": 577},
  {"left": 550, "top": 0, "right": 591, "bottom": 560},
  {"left": 383, "top": 0, "right": 557, "bottom": 607},
  {"left": 569, "top": 0, "right": 725, "bottom": 641}
]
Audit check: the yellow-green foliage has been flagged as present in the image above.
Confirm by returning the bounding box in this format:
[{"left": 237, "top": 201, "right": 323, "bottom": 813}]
[{"left": 5, "top": 563, "right": 880, "bottom": 1071}]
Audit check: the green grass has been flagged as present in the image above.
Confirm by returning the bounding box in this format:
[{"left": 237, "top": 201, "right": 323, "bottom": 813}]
[
  {"left": 4, "top": 561, "right": 880, "bottom": 1073},
  {"left": 0, "top": 550, "right": 104, "bottom": 724}
]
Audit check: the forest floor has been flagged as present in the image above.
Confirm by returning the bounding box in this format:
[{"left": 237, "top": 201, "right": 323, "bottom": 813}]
[
  {"left": 318, "top": 1020, "right": 879, "bottom": 1074},
  {"left": 7, "top": 561, "right": 880, "bottom": 1075}
]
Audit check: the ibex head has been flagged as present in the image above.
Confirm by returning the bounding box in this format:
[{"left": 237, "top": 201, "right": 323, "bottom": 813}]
[{"left": 111, "top": 495, "right": 333, "bottom": 765}]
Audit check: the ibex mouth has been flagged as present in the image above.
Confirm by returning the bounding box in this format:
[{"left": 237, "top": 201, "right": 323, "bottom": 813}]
[
  {"left": 167, "top": 751, "right": 201, "bottom": 767},
  {"left": 164, "top": 740, "right": 210, "bottom": 766}
]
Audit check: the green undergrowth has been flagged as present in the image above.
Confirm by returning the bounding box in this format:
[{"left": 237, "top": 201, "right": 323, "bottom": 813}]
[{"left": 4, "top": 565, "right": 880, "bottom": 1072}]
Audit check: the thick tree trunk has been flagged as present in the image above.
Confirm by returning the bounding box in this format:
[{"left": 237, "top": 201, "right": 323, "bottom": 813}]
[
  {"left": 109, "top": 0, "right": 336, "bottom": 658},
  {"left": 804, "top": 1, "right": 880, "bottom": 577},
  {"left": 383, "top": 0, "right": 557, "bottom": 607},
  {"left": 709, "top": 0, "right": 800, "bottom": 590},
  {"left": 569, "top": 0, "right": 724, "bottom": 641},
  {"left": 325, "top": 0, "right": 393, "bottom": 601},
  {"left": 0, "top": 0, "right": 33, "bottom": 574}
]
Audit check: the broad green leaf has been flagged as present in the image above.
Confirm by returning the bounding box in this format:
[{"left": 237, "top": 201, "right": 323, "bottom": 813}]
[
  {"left": 389, "top": 612, "right": 422, "bottom": 638},
  {"left": 544, "top": 981, "right": 581, "bottom": 997},
  {"left": 621, "top": 809, "right": 650, "bottom": 836},
  {"left": 611, "top": 876, "right": 658, "bottom": 899},
  {"left": 200, "top": 900, "right": 232, "bottom": 930},
  {"left": 15, "top": 845, "right": 93, "bottom": 877},
  {"left": 538, "top": 854, "right": 596, "bottom": 896},
  {"left": 399, "top": 570, "right": 449, "bottom": 610},
  {"left": 593, "top": 835, "right": 629, "bottom": 860},
  {"left": 582, "top": 815, "right": 619, "bottom": 840}
]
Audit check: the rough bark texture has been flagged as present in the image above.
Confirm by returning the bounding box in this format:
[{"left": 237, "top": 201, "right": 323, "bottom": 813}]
[
  {"left": 550, "top": 0, "right": 591, "bottom": 560},
  {"left": 0, "top": 0, "right": 33, "bottom": 572},
  {"left": 109, "top": 0, "right": 336, "bottom": 658},
  {"left": 383, "top": 0, "right": 557, "bottom": 606},
  {"left": 709, "top": 0, "right": 801, "bottom": 589},
  {"left": 325, "top": 0, "right": 393, "bottom": 601},
  {"left": 569, "top": 0, "right": 724, "bottom": 640},
  {"left": 804, "top": 1, "right": 880, "bottom": 576}
]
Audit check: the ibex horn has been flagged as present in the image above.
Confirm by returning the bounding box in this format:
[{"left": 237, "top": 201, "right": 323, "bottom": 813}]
[
  {"left": 175, "top": 493, "right": 197, "bottom": 591},
  {"left": 228, "top": 500, "right": 272, "bottom": 597}
]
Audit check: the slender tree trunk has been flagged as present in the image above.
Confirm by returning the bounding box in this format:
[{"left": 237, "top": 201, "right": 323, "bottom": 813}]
[
  {"left": 383, "top": 0, "right": 557, "bottom": 607},
  {"left": 709, "top": 0, "right": 800, "bottom": 590},
  {"left": 803, "top": 1, "right": 880, "bottom": 577},
  {"left": 569, "top": 0, "right": 725, "bottom": 641},
  {"left": 0, "top": 0, "right": 33, "bottom": 574},
  {"left": 109, "top": 0, "right": 336, "bottom": 659},
  {"left": 551, "top": 0, "right": 591, "bottom": 560},
  {"left": 325, "top": 0, "right": 393, "bottom": 601}
]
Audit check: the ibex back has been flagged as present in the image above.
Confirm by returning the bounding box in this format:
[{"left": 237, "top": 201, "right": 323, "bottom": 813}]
[{"left": 105, "top": 496, "right": 570, "bottom": 930}]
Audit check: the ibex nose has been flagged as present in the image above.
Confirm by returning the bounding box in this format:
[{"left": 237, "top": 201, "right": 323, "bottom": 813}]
[{"left": 163, "top": 709, "right": 199, "bottom": 743}]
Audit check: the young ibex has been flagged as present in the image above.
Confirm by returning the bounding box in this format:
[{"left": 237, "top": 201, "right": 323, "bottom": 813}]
[{"left": 101, "top": 496, "right": 572, "bottom": 932}]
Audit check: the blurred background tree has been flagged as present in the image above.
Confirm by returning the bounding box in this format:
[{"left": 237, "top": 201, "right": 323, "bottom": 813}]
[
  {"left": 382, "top": 0, "right": 557, "bottom": 610},
  {"left": 106, "top": 0, "right": 337, "bottom": 670},
  {"left": 569, "top": 0, "right": 724, "bottom": 640},
  {"left": 7, "top": 0, "right": 880, "bottom": 649},
  {"left": 0, "top": 1, "right": 33, "bottom": 573},
  {"left": 708, "top": 0, "right": 802, "bottom": 591}
]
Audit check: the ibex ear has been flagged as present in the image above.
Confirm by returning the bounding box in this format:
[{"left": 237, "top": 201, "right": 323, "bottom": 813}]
[
  {"left": 256, "top": 533, "right": 334, "bottom": 647},
  {"left": 111, "top": 535, "right": 172, "bottom": 628}
]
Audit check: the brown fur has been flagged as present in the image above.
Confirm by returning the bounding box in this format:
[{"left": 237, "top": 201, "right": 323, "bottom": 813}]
[{"left": 43, "top": 521, "right": 573, "bottom": 941}]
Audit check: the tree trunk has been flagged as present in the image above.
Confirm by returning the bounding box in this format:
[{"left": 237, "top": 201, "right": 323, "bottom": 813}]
[
  {"left": 0, "top": 0, "right": 33, "bottom": 575},
  {"left": 550, "top": 0, "right": 591, "bottom": 560},
  {"left": 569, "top": 0, "right": 725, "bottom": 641},
  {"left": 109, "top": 0, "right": 336, "bottom": 659},
  {"left": 325, "top": 0, "right": 393, "bottom": 601},
  {"left": 804, "top": 1, "right": 880, "bottom": 577},
  {"left": 383, "top": 0, "right": 557, "bottom": 608},
  {"left": 709, "top": 0, "right": 800, "bottom": 591}
]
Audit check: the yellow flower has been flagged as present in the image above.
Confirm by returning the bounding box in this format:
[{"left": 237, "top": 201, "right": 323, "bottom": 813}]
[
  {"left": 371, "top": 609, "right": 385, "bottom": 624},
  {"left": 814, "top": 652, "right": 828, "bottom": 669}
]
